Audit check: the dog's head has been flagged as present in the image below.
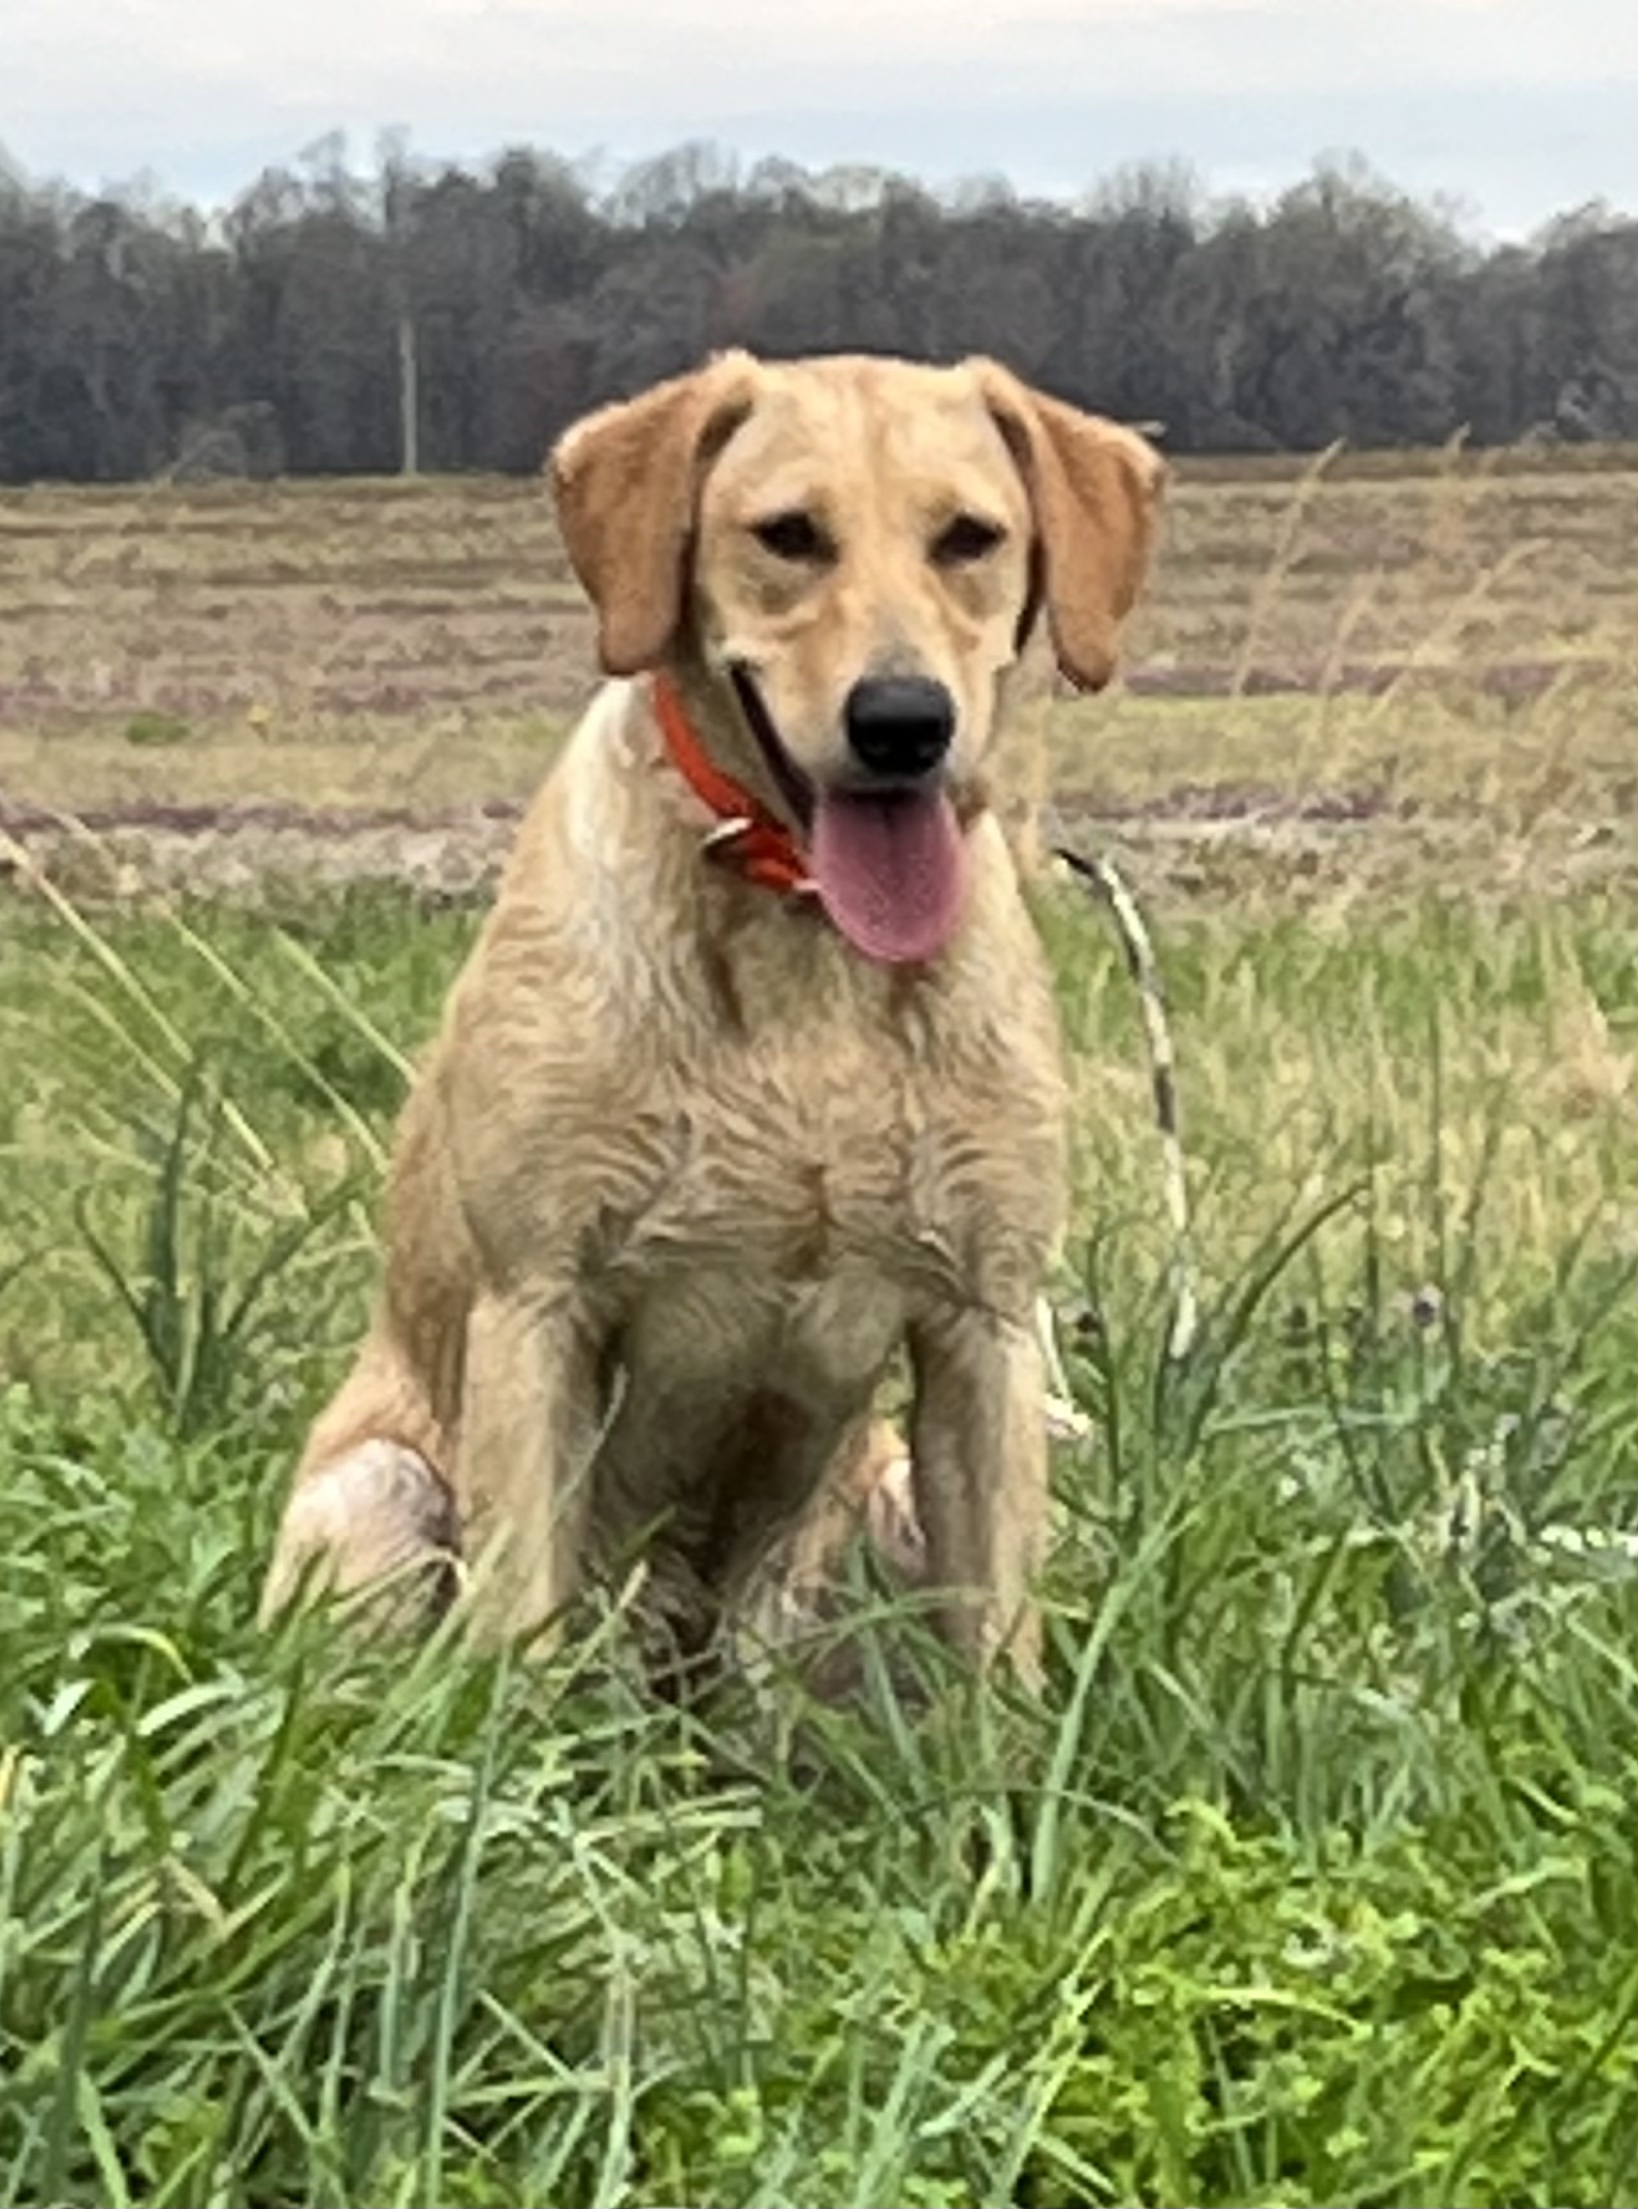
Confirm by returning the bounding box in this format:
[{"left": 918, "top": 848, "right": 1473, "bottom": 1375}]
[{"left": 550, "top": 351, "right": 1163, "bottom": 962}]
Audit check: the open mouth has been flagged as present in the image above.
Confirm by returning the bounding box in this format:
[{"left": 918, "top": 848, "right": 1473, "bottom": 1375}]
[
  {"left": 728, "top": 664, "right": 815, "bottom": 830},
  {"left": 729, "top": 665, "right": 970, "bottom": 968}
]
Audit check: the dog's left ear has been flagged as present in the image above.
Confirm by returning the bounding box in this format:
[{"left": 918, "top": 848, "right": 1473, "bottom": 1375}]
[
  {"left": 968, "top": 359, "right": 1165, "bottom": 692},
  {"left": 550, "top": 352, "right": 757, "bottom": 677}
]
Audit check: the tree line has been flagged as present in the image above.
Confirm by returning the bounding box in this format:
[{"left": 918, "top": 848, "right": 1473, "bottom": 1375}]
[{"left": 0, "top": 135, "right": 1634, "bottom": 483}]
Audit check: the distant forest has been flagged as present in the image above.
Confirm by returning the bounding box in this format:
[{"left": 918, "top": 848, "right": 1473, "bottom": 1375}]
[{"left": 1, "top": 137, "right": 1634, "bottom": 482}]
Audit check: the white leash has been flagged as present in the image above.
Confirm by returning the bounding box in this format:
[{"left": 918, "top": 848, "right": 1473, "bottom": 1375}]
[{"left": 1053, "top": 842, "right": 1200, "bottom": 1368}]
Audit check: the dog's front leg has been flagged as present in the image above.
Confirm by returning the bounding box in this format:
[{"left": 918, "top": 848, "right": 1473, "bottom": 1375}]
[
  {"left": 907, "top": 1303, "right": 1048, "bottom": 1687},
  {"left": 455, "top": 1287, "right": 604, "bottom": 1651}
]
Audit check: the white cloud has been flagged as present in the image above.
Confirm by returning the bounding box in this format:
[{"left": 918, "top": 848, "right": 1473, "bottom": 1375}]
[
  {"left": 85, "top": 0, "right": 1636, "bottom": 94},
  {"left": 5, "top": 0, "right": 1635, "bottom": 231}
]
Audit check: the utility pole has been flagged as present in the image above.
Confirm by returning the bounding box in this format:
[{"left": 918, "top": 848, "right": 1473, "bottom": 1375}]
[
  {"left": 381, "top": 129, "right": 419, "bottom": 476},
  {"left": 397, "top": 307, "right": 419, "bottom": 477}
]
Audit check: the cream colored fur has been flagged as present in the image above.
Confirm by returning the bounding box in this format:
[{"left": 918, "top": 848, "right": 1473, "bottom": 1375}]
[{"left": 260, "top": 352, "right": 1164, "bottom": 1686}]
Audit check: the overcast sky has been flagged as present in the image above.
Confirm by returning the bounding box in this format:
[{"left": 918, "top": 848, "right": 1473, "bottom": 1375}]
[{"left": 7, "top": 0, "right": 1636, "bottom": 239}]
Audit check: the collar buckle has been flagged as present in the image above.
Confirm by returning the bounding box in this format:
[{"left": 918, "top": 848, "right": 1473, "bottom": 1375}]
[{"left": 652, "top": 675, "right": 814, "bottom": 901}]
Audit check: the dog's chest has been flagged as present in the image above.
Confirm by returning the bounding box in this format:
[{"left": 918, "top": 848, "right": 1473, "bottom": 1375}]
[{"left": 603, "top": 1020, "right": 1062, "bottom": 1324}]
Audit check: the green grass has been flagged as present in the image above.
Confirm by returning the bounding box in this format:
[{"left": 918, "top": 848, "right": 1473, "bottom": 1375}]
[{"left": 4, "top": 871, "right": 1638, "bottom": 2206}]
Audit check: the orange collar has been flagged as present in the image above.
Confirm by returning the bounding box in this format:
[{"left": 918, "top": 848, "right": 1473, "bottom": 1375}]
[{"left": 651, "top": 673, "right": 814, "bottom": 897}]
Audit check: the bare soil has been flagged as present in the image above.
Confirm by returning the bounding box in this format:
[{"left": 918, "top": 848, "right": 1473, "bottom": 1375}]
[{"left": 7, "top": 784, "right": 1633, "bottom": 917}]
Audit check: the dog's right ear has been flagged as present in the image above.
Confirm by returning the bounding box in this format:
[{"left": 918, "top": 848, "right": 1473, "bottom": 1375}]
[{"left": 549, "top": 353, "right": 758, "bottom": 677}]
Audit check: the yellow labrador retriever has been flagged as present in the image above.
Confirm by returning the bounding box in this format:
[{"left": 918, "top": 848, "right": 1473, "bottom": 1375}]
[{"left": 261, "top": 351, "right": 1163, "bottom": 1684}]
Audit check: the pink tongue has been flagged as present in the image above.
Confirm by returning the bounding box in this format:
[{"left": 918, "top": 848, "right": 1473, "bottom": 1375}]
[{"left": 810, "top": 787, "right": 969, "bottom": 965}]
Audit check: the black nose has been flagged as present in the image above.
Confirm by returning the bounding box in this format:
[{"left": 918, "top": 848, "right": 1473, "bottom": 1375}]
[{"left": 843, "top": 677, "right": 955, "bottom": 780}]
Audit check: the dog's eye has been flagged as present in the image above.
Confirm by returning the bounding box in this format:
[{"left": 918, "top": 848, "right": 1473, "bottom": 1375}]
[
  {"left": 932, "top": 513, "right": 1006, "bottom": 567},
  {"left": 751, "top": 510, "right": 832, "bottom": 564}
]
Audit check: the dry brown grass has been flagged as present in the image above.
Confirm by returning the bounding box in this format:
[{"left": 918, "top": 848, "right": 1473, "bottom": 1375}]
[{"left": 0, "top": 449, "right": 1634, "bottom": 900}]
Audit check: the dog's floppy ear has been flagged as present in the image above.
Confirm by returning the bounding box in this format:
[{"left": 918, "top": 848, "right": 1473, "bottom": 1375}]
[
  {"left": 549, "top": 352, "right": 757, "bottom": 676},
  {"left": 968, "top": 359, "right": 1165, "bottom": 692}
]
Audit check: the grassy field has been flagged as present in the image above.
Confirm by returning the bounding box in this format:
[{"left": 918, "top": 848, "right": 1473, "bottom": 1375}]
[{"left": 2, "top": 451, "right": 1638, "bottom": 2205}]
